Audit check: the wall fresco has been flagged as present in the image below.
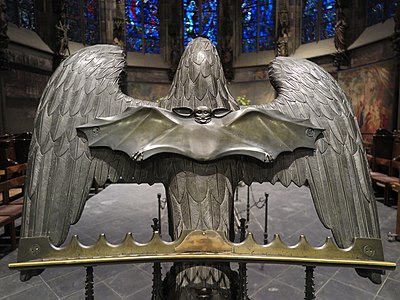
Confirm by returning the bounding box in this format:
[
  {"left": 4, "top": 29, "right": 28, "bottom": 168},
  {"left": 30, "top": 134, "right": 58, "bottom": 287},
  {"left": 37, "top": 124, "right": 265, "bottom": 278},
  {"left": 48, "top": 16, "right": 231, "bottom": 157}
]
[{"left": 338, "top": 59, "right": 396, "bottom": 136}]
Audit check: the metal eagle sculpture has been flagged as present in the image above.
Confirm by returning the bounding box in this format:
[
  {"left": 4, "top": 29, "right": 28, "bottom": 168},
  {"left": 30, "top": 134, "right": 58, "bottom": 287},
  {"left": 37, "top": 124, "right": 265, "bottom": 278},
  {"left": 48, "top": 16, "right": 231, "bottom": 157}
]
[{"left": 20, "top": 38, "right": 381, "bottom": 293}]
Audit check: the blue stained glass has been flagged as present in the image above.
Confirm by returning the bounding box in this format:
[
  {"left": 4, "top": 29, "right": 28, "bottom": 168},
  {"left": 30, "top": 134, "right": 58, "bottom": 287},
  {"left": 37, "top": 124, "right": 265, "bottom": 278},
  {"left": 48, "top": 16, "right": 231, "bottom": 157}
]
[
  {"left": 243, "top": 5, "right": 257, "bottom": 24},
  {"left": 67, "top": 0, "right": 100, "bottom": 45},
  {"left": 242, "top": 38, "right": 257, "bottom": 53},
  {"left": 184, "top": 0, "right": 218, "bottom": 47},
  {"left": 243, "top": 24, "right": 257, "bottom": 38},
  {"left": 202, "top": 0, "right": 218, "bottom": 11},
  {"left": 126, "top": 0, "right": 141, "bottom": 6},
  {"left": 6, "top": 0, "right": 35, "bottom": 30},
  {"left": 388, "top": 0, "right": 397, "bottom": 17},
  {"left": 302, "top": 0, "right": 335, "bottom": 44},
  {"left": 259, "top": 36, "right": 274, "bottom": 51},
  {"left": 242, "top": 0, "right": 253, "bottom": 8},
  {"left": 145, "top": 39, "right": 160, "bottom": 54},
  {"left": 367, "top": 0, "right": 398, "bottom": 26},
  {"left": 126, "top": 0, "right": 160, "bottom": 53},
  {"left": 68, "top": 19, "right": 82, "bottom": 42},
  {"left": 241, "top": 0, "right": 275, "bottom": 52},
  {"left": 302, "top": 0, "right": 318, "bottom": 43},
  {"left": 367, "top": 0, "right": 384, "bottom": 26},
  {"left": 320, "top": 0, "right": 336, "bottom": 40},
  {"left": 201, "top": 10, "right": 217, "bottom": 39}
]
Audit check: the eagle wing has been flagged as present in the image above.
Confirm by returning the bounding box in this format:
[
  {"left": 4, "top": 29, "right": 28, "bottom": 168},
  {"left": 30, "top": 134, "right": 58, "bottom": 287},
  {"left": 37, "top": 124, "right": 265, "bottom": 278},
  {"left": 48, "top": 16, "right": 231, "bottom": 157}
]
[
  {"left": 242, "top": 57, "right": 380, "bottom": 250},
  {"left": 21, "top": 45, "right": 157, "bottom": 247}
]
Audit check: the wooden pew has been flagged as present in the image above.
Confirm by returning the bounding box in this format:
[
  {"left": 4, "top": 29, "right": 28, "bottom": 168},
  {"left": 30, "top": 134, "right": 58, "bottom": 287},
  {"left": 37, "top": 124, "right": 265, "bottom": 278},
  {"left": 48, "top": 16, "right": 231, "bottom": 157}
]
[
  {"left": 0, "top": 180, "right": 23, "bottom": 249},
  {"left": 372, "top": 160, "right": 399, "bottom": 205},
  {"left": 368, "top": 130, "right": 400, "bottom": 205},
  {"left": 4, "top": 163, "right": 26, "bottom": 203}
]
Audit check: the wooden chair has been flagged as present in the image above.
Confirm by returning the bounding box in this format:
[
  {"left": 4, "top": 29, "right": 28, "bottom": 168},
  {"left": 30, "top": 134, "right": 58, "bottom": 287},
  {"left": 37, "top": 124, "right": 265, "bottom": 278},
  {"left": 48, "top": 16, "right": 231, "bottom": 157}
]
[
  {"left": 0, "top": 180, "right": 23, "bottom": 249},
  {"left": 4, "top": 163, "right": 26, "bottom": 203},
  {"left": 5, "top": 163, "right": 27, "bottom": 180},
  {"left": 390, "top": 182, "right": 400, "bottom": 241}
]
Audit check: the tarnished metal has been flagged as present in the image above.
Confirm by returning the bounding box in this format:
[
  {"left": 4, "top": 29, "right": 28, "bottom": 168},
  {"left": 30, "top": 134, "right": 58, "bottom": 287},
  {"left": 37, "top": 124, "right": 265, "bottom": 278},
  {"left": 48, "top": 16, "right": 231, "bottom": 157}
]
[
  {"left": 78, "top": 106, "right": 323, "bottom": 163},
  {"left": 304, "top": 266, "right": 315, "bottom": 300},
  {"left": 10, "top": 230, "right": 395, "bottom": 270},
  {"left": 16, "top": 36, "right": 391, "bottom": 288}
]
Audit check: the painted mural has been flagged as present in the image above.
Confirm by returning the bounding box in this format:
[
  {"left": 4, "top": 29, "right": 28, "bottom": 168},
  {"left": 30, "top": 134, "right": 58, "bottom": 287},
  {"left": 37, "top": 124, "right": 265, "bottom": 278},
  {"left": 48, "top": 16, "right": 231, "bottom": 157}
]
[{"left": 338, "top": 59, "right": 396, "bottom": 136}]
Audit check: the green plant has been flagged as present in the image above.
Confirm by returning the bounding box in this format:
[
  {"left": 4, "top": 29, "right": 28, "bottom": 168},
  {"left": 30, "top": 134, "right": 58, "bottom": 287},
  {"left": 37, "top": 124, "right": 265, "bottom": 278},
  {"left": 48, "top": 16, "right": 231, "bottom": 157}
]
[
  {"left": 156, "top": 96, "right": 165, "bottom": 104},
  {"left": 236, "top": 95, "right": 251, "bottom": 106}
]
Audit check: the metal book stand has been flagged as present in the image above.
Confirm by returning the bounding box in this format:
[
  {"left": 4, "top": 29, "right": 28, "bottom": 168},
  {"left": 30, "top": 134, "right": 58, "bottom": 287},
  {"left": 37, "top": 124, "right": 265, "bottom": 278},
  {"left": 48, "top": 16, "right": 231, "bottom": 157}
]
[{"left": 9, "top": 193, "right": 396, "bottom": 300}]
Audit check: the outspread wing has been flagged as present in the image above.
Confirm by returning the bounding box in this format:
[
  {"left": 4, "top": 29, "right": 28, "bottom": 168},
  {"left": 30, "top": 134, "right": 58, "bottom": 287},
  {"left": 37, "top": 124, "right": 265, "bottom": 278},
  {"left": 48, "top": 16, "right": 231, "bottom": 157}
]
[
  {"left": 22, "top": 45, "right": 157, "bottom": 246},
  {"left": 242, "top": 57, "right": 380, "bottom": 250}
]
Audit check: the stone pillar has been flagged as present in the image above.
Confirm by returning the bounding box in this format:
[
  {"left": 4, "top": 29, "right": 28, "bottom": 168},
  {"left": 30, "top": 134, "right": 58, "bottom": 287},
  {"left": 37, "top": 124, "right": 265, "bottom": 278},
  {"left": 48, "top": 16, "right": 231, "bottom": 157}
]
[
  {"left": 393, "top": 2, "right": 400, "bottom": 130},
  {"left": 220, "top": 0, "right": 234, "bottom": 80},
  {"left": 166, "top": 1, "right": 182, "bottom": 81},
  {"left": 288, "top": 0, "right": 301, "bottom": 56},
  {"left": 0, "top": 0, "right": 8, "bottom": 69},
  {"left": 0, "top": 0, "right": 8, "bottom": 134}
]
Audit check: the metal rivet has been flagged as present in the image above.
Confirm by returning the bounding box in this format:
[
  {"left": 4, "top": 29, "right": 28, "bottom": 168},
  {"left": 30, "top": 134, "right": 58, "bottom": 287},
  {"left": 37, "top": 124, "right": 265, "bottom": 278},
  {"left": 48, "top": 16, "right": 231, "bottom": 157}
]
[
  {"left": 29, "top": 244, "right": 41, "bottom": 256},
  {"left": 363, "top": 245, "right": 375, "bottom": 257}
]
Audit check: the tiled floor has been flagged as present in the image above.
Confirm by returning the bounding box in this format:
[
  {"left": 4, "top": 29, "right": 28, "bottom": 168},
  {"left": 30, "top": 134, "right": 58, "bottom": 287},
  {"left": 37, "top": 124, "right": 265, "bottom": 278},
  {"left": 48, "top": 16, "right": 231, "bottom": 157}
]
[{"left": 0, "top": 183, "right": 399, "bottom": 299}]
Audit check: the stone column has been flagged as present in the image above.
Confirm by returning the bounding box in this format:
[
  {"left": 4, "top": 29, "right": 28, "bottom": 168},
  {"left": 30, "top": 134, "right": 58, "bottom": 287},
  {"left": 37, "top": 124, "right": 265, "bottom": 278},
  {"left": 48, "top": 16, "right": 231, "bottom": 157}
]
[
  {"left": 220, "top": 0, "right": 234, "bottom": 80},
  {"left": 393, "top": 2, "right": 400, "bottom": 130},
  {"left": 288, "top": 0, "right": 301, "bottom": 55},
  {"left": 0, "top": 0, "right": 8, "bottom": 69},
  {"left": 0, "top": 0, "right": 8, "bottom": 134}
]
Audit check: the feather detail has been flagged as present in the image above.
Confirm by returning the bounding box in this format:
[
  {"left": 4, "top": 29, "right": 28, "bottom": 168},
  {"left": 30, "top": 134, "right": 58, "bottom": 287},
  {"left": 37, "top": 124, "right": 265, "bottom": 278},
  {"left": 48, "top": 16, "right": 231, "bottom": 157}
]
[
  {"left": 247, "top": 57, "right": 380, "bottom": 249},
  {"left": 22, "top": 45, "right": 156, "bottom": 246}
]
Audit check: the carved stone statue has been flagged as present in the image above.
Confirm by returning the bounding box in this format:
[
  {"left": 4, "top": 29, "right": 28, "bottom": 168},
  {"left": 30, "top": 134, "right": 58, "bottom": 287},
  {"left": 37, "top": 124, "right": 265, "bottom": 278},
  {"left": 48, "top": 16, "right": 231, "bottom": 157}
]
[
  {"left": 276, "top": 5, "right": 289, "bottom": 57},
  {"left": 56, "top": 20, "right": 70, "bottom": 57},
  {"left": 113, "top": 17, "right": 124, "bottom": 48},
  {"left": 334, "top": 4, "right": 346, "bottom": 53},
  {"left": 333, "top": 0, "right": 349, "bottom": 69},
  {"left": 18, "top": 38, "right": 383, "bottom": 296}
]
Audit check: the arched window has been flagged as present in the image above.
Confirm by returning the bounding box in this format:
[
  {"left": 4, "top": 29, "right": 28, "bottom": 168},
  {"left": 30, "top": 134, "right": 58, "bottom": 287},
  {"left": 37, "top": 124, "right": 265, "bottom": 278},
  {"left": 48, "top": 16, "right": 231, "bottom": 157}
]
[
  {"left": 183, "top": 0, "right": 218, "bottom": 47},
  {"left": 367, "top": 0, "right": 398, "bottom": 26},
  {"left": 242, "top": 0, "right": 275, "bottom": 53},
  {"left": 302, "top": 0, "right": 336, "bottom": 44},
  {"left": 5, "top": 0, "right": 35, "bottom": 30},
  {"left": 125, "top": 0, "right": 160, "bottom": 54},
  {"left": 67, "top": 0, "right": 100, "bottom": 45}
]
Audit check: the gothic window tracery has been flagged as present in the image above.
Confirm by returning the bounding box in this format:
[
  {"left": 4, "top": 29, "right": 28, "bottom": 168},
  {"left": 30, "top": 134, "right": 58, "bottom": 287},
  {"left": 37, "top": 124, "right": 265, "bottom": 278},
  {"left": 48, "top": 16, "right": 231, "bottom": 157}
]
[
  {"left": 367, "top": 0, "right": 398, "bottom": 26},
  {"left": 183, "top": 0, "right": 218, "bottom": 47},
  {"left": 5, "top": 0, "right": 35, "bottom": 30},
  {"left": 241, "top": 0, "right": 275, "bottom": 53},
  {"left": 302, "top": 0, "right": 336, "bottom": 44},
  {"left": 67, "top": 0, "right": 100, "bottom": 45},
  {"left": 126, "top": 0, "right": 160, "bottom": 54}
]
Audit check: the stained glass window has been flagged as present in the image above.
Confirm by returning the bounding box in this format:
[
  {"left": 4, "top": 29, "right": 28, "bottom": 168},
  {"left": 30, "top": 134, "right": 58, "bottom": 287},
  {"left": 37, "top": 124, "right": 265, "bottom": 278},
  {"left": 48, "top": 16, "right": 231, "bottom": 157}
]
[
  {"left": 302, "top": 0, "right": 336, "bottom": 44},
  {"left": 183, "top": 0, "right": 218, "bottom": 47},
  {"left": 67, "top": 0, "right": 100, "bottom": 45},
  {"left": 126, "top": 0, "right": 160, "bottom": 54},
  {"left": 5, "top": 0, "right": 36, "bottom": 31},
  {"left": 367, "top": 0, "right": 398, "bottom": 26},
  {"left": 242, "top": 0, "right": 275, "bottom": 53}
]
